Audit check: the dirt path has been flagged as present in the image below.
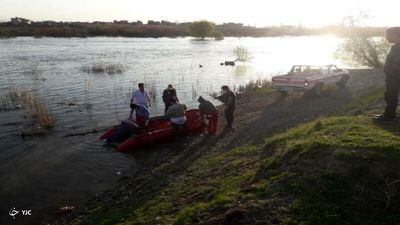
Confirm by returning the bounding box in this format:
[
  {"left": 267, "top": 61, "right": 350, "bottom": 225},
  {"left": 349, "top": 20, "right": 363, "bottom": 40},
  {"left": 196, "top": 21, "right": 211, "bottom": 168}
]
[
  {"left": 220, "top": 69, "right": 384, "bottom": 149},
  {"left": 54, "top": 69, "right": 385, "bottom": 224}
]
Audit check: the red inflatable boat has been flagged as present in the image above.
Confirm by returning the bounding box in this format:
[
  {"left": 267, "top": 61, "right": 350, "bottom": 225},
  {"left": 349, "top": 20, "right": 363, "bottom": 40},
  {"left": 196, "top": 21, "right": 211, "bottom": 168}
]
[{"left": 99, "top": 109, "right": 205, "bottom": 152}]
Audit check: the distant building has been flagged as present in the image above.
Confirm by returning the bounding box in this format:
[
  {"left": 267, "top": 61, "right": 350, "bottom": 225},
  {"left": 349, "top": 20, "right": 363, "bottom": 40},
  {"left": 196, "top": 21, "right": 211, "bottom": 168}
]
[
  {"left": 131, "top": 20, "right": 143, "bottom": 26},
  {"left": 220, "top": 23, "right": 244, "bottom": 28},
  {"left": 147, "top": 20, "right": 161, "bottom": 25},
  {"left": 41, "top": 20, "right": 58, "bottom": 26},
  {"left": 113, "top": 20, "right": 129, "bottom": 24},
  {"left": 161, "top": 20, "right": 176, "bottom": 26},
  {"left": 10, "top": 17, "right": 31, "bottom": 25}
]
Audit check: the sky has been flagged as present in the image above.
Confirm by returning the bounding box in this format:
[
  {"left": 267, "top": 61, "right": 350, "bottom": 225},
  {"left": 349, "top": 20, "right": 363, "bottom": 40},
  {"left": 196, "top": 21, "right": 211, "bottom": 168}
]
[{"left": 0, "top": 0, "right": 399, "bottom": 27}]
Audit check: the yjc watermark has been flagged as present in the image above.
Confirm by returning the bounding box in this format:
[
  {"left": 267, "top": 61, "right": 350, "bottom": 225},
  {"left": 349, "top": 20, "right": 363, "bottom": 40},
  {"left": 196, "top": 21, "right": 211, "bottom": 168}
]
[{"left": 9, "top": 207, "right": 32, "bottom": 219}]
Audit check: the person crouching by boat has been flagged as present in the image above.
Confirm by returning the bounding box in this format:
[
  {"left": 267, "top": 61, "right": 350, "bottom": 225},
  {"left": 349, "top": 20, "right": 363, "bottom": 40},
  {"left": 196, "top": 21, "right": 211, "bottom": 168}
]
[
  {"left": 166, "top": 97, "right": 187, "bottom": 133},
  {"left": 106, "top": 116, "right": 141, "bottom": 145},
  {"left": 198, "top": 96, "right": 218, "bottom": 134},
  {"left": 130, "top": 103, "right": 150, "bottom": 127}
]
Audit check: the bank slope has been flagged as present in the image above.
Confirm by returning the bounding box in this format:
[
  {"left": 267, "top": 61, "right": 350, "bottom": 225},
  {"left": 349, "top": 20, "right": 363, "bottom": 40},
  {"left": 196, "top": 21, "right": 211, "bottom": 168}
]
[{"left": 66, "top": 87, "right": 400, "bottom": 225}]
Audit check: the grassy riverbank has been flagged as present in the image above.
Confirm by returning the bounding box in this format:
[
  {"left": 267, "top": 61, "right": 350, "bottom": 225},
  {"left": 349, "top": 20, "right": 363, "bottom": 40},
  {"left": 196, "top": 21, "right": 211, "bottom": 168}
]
[{"left": 55, "top": 69, "right": 400, "bottom": 225}]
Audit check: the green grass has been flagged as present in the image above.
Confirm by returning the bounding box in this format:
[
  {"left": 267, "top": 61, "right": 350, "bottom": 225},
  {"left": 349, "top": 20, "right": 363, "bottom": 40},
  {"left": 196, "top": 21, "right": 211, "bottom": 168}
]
[
  {"left": 338, "top": 86, "right": 384, "bottom": 115},
  {"left": 256, "top": 115, "right": 400, "bottom": 225}
]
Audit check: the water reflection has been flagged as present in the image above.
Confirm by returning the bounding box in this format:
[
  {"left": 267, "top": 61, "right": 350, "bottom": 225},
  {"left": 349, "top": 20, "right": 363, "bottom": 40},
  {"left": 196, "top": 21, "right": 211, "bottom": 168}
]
[{"left": 234, "top": 65, "right": 249, "bottom": 76}]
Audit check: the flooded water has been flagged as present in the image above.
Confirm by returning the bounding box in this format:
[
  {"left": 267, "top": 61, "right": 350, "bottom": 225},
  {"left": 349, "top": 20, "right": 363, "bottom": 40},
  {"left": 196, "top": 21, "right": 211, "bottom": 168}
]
[{"left": 0, "top": 36, "right": 344, "bottom": 224}]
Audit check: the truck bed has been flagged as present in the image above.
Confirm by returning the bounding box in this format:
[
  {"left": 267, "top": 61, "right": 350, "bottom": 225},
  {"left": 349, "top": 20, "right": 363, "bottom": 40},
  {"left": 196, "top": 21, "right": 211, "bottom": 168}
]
[{"left": 274, "top": 72, "right": 321, "bottom": 80}]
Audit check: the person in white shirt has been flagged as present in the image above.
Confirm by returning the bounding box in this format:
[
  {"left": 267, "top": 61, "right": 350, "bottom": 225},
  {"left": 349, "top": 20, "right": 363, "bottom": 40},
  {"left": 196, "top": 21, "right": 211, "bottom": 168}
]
[
  {"left": 131, "top": 83, "right": 151, "bottom": 105},
  {"left": 130, "top": 83, "right": 151, "bottom": 117}
]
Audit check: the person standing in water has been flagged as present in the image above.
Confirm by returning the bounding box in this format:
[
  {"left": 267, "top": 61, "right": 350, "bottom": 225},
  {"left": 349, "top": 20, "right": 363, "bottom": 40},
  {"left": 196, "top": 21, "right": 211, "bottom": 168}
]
[
  {"left": 130, "top": 83, "right": 151, "bottom": 117},
  {"left": 162, "top": 84, "right": 179, "bottom": 114}
]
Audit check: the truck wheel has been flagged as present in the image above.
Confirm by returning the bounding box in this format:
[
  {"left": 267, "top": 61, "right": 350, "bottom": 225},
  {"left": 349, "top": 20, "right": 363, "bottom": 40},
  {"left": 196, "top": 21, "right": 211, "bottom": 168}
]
[
  {"left": 337, "top": 75, "right": 349, "bottom": 88},
  {"left": 313, "top": 83, "right": 324, "bottom": 96}
]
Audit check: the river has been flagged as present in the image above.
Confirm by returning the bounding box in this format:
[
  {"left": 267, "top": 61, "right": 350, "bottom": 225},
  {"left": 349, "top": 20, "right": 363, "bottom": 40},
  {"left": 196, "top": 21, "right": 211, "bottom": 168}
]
[{"left": 0, "top": 36, "right": 345, "bottom": 224}]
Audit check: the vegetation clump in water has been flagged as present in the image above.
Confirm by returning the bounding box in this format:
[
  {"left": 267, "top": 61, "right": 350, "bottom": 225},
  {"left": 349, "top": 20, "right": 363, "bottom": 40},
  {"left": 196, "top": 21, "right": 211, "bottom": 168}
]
[
  {"left": 81, "top": 62, "right": 125, "bottom": 75},
  {"left": 233, "top": 46, "right": 252, "bottom": 62},
  {"left": 8, "top": 88, "right": 55, "bottom": 130}
]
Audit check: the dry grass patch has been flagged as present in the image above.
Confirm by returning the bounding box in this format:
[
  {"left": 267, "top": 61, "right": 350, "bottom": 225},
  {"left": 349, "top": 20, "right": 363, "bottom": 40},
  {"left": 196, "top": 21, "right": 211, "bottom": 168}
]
[
  {"left": 8, "top": 88, "right": 55, "bottom": 129},
  {"left": 81, "top": 62, "right": 125, "bottom": 75}
]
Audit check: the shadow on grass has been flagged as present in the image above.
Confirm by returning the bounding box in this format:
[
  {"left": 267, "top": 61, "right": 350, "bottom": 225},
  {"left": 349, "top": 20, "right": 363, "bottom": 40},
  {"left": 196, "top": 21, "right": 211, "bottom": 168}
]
[
  {"left": 372, "top": 115, "right": 400, "bottom": 136},
  {"left": 226, "top": 87, "right": 353, "bottom": 149}
]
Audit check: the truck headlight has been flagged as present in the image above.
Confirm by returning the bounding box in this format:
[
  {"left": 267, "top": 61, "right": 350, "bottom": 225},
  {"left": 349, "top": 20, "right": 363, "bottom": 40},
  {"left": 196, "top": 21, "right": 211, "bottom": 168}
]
[{"left": 304, "top": 82, "right": 309, "bottom": 86}]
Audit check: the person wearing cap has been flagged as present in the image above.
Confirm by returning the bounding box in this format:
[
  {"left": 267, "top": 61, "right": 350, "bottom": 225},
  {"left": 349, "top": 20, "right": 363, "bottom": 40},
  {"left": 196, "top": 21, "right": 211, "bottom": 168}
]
[
  {"left": 373, "top": 27, "right": 400, "bottom": 122},
  {"left": 166, "top": 97, "right": 187, "bottom": 126},
  {"left": 217, "top": 85, "right": 236, "bottom": 129},
  {"left": 130, "top": 103, "right": 150, "bottom": 127},
  {"left": 162, "top": 84, "right": 179, "bottom": 114},
  {"left": 198, "top": 96, "right": 219, "bottom": 134}
]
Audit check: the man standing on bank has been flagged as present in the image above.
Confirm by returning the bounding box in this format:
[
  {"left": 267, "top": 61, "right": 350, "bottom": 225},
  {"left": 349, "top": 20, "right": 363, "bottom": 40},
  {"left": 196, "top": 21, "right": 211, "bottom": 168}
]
[
  {"left": 162, "top": 84, "right": 179, "bottom": 114},
  {"left": 373, "top": 27, "right": 400, "bottom": 123},
  {"left": 217, "top": 85, "right": 236, "bottom": 129},
  {"left": 130, "top": 83, "right": 151, "bottom": 117}
]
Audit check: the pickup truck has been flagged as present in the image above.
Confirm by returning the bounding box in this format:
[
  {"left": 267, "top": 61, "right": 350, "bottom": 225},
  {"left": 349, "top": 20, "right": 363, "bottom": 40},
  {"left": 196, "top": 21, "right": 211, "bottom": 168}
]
[{"left": 271, "top": 65, "right": 350, "bottom": 96}]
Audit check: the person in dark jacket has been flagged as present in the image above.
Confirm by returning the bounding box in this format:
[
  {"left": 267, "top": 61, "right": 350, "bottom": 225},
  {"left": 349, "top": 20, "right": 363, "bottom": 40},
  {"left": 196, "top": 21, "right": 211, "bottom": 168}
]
[
  {"left": 198, "top": 96, "right": 219, "bottom": 134},
  {"left": 162, "top": 84, "right": 179, "bottom": 113},
  {"left": 373, "top": 27, "right": 400, "bottom": 122},
  {"left": 217, "top": 86, "right": 236, "bottom": 129},
  {"left": 106, "top": 117, "right": 140, "bottom": 144}
]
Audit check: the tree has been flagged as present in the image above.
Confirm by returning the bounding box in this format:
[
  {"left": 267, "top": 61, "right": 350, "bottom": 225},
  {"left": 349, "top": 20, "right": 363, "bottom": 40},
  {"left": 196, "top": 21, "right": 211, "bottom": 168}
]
[
  {"left": 213, "top": 29, "right": 224, "bottom": 40},
  {"left": 189, "top": 20, "right": 215, "bottom": 39},
  {"left": 336, "top": 13, "right": 390, "bottom": 68},
  {"left": 336, "top": 37, "right": 389, "bottom": 68}
]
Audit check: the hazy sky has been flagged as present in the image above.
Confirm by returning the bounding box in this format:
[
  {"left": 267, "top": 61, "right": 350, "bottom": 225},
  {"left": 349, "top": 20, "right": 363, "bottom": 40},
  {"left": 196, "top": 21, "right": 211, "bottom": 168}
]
[{"left": 0, "top": 0, "right": 398, "bottom": 27}]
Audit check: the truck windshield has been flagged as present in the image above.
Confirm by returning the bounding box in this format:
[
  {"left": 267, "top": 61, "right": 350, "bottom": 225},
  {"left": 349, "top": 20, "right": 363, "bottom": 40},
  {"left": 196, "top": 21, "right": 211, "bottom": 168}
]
[{"left": 291, "top": 66, "right": 321, "bottom": 74}]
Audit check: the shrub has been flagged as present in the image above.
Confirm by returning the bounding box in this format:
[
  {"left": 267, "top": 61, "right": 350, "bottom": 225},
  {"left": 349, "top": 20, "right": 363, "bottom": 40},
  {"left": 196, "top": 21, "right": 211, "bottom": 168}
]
[
  {"left": 336, "top": 37, "right": 389, "bottom": 68},
  {"left": 213, "top": 30, "right": 224, "bottom": 40},
  {"left": 81, "top": 62, "right": 125, "bottom": 75},
  {"left": 189, "top": 20, "right": 215, "bottom": 39},
  {"left": 335, "top": 13, "right": 390, "bottom": 68}
]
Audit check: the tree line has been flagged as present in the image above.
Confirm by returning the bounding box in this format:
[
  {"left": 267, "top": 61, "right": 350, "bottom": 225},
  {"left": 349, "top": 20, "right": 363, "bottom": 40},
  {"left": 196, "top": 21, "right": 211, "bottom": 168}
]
[{"left": 0, "top": 20, "right": 387, "bottom": 38}]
